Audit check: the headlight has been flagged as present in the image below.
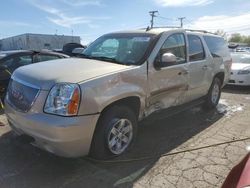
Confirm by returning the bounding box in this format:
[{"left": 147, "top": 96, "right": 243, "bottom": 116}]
[{"left": 44, "top": 83, "right": 81, "bottom": 116}]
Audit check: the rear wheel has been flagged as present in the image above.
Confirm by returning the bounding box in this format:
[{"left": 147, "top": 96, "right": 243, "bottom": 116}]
[
  {"left": 204, "top": 77, "right": 222, "bottom": 109},
  {"left": 89, "top": 105, "right": 137, "bottom": 159}
]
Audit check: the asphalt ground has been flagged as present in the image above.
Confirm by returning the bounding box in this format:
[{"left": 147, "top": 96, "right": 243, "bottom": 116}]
[{"left": 0, "top": 85, "right": 249, "bottom": 188}]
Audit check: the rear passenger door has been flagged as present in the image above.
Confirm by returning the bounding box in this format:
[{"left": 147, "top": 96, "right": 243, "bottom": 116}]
[{"left": 186, "top": 34, "right": 212, "bottom": 101}]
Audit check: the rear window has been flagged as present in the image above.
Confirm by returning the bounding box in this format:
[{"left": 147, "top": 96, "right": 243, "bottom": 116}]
[{"left": 203, "top": 36, "right": 229, "bottom": 58}]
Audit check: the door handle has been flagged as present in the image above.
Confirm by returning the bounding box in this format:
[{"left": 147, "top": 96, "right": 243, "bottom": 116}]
[{"left": 202, "top": 65, "right": 208, "bottom": 70}]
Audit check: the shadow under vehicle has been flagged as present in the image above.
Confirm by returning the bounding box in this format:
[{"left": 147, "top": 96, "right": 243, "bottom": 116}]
[{"left": 0, "top": 105, "right": 225, "bottom": 188}]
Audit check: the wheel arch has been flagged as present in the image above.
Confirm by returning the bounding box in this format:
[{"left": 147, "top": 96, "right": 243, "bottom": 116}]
[
  {"left": 100, "top": 96, "right": 141, "bottom": 120},
  {"left": 214, "top": 72, "right": 225, "bottom": 86}
]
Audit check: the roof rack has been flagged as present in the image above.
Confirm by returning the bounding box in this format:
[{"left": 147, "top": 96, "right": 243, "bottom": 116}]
[
  {"left": 151, "top": 26, "right": 181, "bottom": 29},
  {"left": 142, "top": 27, "right": 217, "bottom": 35},
  {"left": 144, "top": 26, "right": 181, "bottom": 31},
  {"left": 185, "top": 29, "right": 216, "bottom": 35}
]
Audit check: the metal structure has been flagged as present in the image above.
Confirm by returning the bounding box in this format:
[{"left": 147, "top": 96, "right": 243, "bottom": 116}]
[{"left": 0, "top": 33, "right": 81, "bottom": 51}]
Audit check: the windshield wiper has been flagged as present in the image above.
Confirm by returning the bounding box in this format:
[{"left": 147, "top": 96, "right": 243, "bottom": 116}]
[
  {"left": 77, "top": 54, "right": 93, "bottom": 59},
  {"left": 77, "top": 54, "right": 128, "bottom": 65}
]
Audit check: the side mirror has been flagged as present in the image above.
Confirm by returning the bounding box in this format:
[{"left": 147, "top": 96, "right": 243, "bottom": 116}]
[
  {"left": 161, "top": 53, "right": 177, "bottom": 64},
  {"left": 154, "top": 53, "right": 177, "bottom": 69},
  {"left": 72, "top": 48, "right": 85, "bottom": 55}
]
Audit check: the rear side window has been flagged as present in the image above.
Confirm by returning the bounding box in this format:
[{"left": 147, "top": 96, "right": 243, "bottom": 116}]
[
  {"left": 188, "top": 35, "right": 205, "bottom": 62},
  {"left": 203, "top": 36, "right": 229, "bottom": 58},
  {"left": 34, "top": 54, "right": 61, "bottom": 63},
  {"left": 2, "top": 55, "right": 32, "bottom": 73}
]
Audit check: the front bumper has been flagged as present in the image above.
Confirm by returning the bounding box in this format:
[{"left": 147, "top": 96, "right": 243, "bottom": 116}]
[{"left": 5, "top": 101, "right": 99, "bottom": 158}]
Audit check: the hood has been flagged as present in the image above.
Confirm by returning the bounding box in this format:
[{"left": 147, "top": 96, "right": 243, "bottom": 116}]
[
  {"left": 12, "top": 58, "right": 131, "bottom": 90},
  {"left": 231, "top": 63, "right": 250, "bottom": 70}
]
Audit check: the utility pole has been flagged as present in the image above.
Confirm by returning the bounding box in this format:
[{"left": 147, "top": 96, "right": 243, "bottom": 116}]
[
  {"left": 178, "top": 17, "right": 186, "bottom": 28},
  {"left": 149, "top": 11, "right": 158, "bottom": 28}
]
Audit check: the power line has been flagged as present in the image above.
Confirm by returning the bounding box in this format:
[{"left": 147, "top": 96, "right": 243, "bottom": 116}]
[{"left": 156, "top": 15, "right": 174, "bottom": 21}]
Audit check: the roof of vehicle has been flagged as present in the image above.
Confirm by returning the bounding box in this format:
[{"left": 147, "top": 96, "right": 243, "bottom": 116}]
[
  {"left": 110, "top": 27, "right": 219, "bottom": 37},
  {"left": 0, "top": 50, "right": 69, "bottom": 58},
  {"left": 0, "top": 50, "right": 31, "bottom": 55}
]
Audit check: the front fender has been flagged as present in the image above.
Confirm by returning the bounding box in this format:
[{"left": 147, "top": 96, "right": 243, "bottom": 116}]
[{"left": 78, "top": 66, "right": 147, "bottom": 116}]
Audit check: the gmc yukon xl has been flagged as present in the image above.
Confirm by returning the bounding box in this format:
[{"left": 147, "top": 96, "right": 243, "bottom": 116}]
[{"left": 5, "top": 28, "right": 231, "bottom": 159}]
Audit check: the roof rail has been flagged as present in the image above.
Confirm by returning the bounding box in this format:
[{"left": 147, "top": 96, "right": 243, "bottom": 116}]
[
  {"left": 141, "top": 27, "right": 217, "bottom": 35},
  {"left": 152, "top": 26, "right": 181, "bottom": 29},
  {"left": 143, "top": 26, "right": 182, "bottom": 31},
  {"left": 185, "top": 29, "right": 216, "bottom": 35}
]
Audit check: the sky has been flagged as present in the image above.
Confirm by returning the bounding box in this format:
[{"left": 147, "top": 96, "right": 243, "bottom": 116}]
[{"left": 0, "top": 0, "right": 250, "bottom": 44}]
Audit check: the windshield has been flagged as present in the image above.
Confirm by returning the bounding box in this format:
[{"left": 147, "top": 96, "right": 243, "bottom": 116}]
[
  {"left": 82, "top": 33, "right": 156, "bottom": 65},
  {"left": 231, "top": 53, "right": 250, "bottom": 64}
]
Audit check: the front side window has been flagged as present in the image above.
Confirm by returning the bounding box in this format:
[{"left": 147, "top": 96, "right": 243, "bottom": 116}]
[
  {"left": 159, "top": 33, "right": 186, "bottom": 65},
  {"left": 82, "top": 33, "right": 156, "bottom": 65},
  {"left": 188, "top": 35, "right": 205, "bottom": 62}
]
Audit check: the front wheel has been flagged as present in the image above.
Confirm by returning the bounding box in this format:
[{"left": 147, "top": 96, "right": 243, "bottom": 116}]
[
  {"left": 203, "top": 77, "right": 222, "bottom": 110},
  {"left": 89, "top": 106, "right": 137, "bottom": 160}
]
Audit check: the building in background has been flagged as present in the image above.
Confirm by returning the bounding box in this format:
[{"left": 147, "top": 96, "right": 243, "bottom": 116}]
[{"left": 0, "top": 33, "right": 81, "bottom": 51}]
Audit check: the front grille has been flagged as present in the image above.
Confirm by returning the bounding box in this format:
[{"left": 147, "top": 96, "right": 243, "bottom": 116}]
[{"left": 7, "top": 79, "right": 40, "bottom": 112}]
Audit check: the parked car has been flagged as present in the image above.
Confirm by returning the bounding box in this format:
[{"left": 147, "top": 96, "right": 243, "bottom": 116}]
[
  {"left": 222, "top": 152, "right": 250, "bottom": 188},
  {"left": 228, "top": 52, "right": 250, "bottom": 86},
  {"left": 0, "top": 50, "right": 69, "bottom": 99},
  {"left": 236, "top": 48, "right": 248, "bottom": 52},
  {"left": 5, "top": 28, "right": 231, "bottom": 159},
  {"left": 53, "top": 43, "right": 87, "bottom": 57},
  {"left": 62, "top": 43, "right": 86, "bottom": 56}
]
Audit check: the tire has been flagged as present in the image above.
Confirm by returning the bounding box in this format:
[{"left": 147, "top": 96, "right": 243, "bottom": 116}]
[
  {"left": 203, "top": 77, "right": 222, "bottom": 110},
  {"left": 89, "top": 105, "right": 138, "bottom": 160}
]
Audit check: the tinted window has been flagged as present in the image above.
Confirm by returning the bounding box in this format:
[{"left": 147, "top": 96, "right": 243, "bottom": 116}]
[
  {"left": 159, "top": 33, "right": 186, "bottom": 65},
  {"left": 34, "top": 54, "right": 60, "bottom": 63},
  {"left": 2, "top": 55, "right": 32, "bottom": 73},
  {"left": 203, "top": 36, "right": 229, "bottom": 58},
  {"left": 188, "top": 35, "right": 205, "bottom": 62}
]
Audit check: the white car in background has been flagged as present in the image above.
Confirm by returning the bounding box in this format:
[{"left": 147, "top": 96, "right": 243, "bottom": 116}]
[{"left": 229, "top": 52, "right": 250, "bottom": 86}]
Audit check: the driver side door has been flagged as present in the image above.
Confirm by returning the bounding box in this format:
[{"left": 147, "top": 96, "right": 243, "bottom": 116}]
[{"left": 148, "top": 33, "right": 189, "bottom": 113}]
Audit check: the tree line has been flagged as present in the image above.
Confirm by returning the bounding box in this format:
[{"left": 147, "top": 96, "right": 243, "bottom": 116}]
[{"left": 215, "top": 30, "right": 250, "bottom": 45}]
